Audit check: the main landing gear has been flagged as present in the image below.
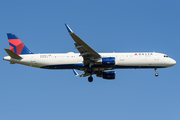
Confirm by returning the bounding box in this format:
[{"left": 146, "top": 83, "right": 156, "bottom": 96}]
[
  {"left": 87, "top": 67, "right": 93, "bottom": 82},
  {"left": 155, "top": 68, "right": 159, "bottom": 77},
  {"left": 88, "top": 75, "right": 93, "bottom": 82},
  {"left": 87, "top": 67, "right": 93, "bottom": 73}
]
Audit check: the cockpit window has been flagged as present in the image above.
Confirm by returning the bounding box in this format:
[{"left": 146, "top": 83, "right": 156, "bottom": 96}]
[{"left": 164, "top": 55, "right": 169, "bottom": 57}]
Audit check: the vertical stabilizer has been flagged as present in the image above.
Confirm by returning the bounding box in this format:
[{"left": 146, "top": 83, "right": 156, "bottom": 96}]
[{"left": 7, "top": 33, "right": 33, "bottom": 55}]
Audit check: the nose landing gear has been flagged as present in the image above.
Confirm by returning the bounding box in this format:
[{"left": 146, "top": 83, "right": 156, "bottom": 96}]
[
  {"left": 155, "top": 72, "right": 159, "bottom": 77},
  {"left": 155, "top": 68, "right": 159, "bottom": 77}
]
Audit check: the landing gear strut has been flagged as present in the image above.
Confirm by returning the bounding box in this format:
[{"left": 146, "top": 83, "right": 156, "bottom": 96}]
[
  {"left": 87, "top": 67, "right": 93, "bottom": 73},
  {"left": 155, "top": 68, "right": 159, "bottom": 77},
  {"left": 87, "top": 67, "right": 93, "bottom": 82},
  {"left": 87, "top": 62, "right": 94, "bottom": 82},
  {"left": 88, "top": 76, "right": 93, "bottom": 82},
  {"left": 87, "top": 62, "right": 94, "bottom": 73}
]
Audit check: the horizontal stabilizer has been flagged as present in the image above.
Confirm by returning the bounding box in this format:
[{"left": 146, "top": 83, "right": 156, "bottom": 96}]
[{"left": 4, "top": 48, "right": 22, "bottom": 59}]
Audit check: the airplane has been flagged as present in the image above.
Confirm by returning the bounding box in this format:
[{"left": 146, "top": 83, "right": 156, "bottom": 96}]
[{"left": 3, "top": 24, "right": 176, "bottom": 82}]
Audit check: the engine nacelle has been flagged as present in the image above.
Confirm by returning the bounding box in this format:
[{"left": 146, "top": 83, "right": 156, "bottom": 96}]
[
  {"left": 95, "top": 57, "right": 115, "bottom": 66},
  {"left": 97, "top": 71, "right": 116, "bottom": 79}
]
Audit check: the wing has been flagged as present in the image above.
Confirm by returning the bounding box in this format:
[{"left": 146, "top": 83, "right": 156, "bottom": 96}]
[{"left": 65, "top": 24, "right": 101, "bottom": 65}]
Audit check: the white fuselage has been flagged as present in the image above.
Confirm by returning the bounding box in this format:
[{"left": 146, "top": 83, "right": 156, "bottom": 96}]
[{"left": 3, "top": 52, "right": 176, "bottom": 70}]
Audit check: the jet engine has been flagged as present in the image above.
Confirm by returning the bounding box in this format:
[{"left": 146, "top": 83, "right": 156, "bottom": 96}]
[
  {"left": 95, "top": 57, "right": 115, "bottom": 66},
  {"left": 97, "top": 71, "right": 116, "bottom": 79}
]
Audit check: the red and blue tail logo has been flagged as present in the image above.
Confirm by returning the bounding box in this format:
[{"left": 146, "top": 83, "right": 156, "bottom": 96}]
[{"left": 7, "top": 33, "right": 33, "bottom": 55}]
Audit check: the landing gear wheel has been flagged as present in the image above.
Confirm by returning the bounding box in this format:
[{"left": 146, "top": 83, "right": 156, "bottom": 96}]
[
  {"left": 88, "top": 76, "right": 93, "bottom": 82},
  {"left": 87, "top": 67, "right": 93, "bottom": 73},
  {"left": 155, "top": 73, "right": 159, "bottom": 77}
]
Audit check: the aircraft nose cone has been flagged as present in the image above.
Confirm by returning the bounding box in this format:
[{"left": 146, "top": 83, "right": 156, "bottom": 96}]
[{"left": 172, "top": 59, "right": 176, "bottom": 66}]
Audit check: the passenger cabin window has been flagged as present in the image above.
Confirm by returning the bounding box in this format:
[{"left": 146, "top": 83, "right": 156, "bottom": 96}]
[{"left": 164, "top": 55, "right": 169, "bottom": 58}]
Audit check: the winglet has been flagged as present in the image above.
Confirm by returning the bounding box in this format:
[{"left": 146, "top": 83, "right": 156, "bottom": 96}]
[
  {"left": 72, "top": 69, "right": 79, "bottom": 76},
  {"left": 65, "top": 24, "right": 73, "bottom": 33}
]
